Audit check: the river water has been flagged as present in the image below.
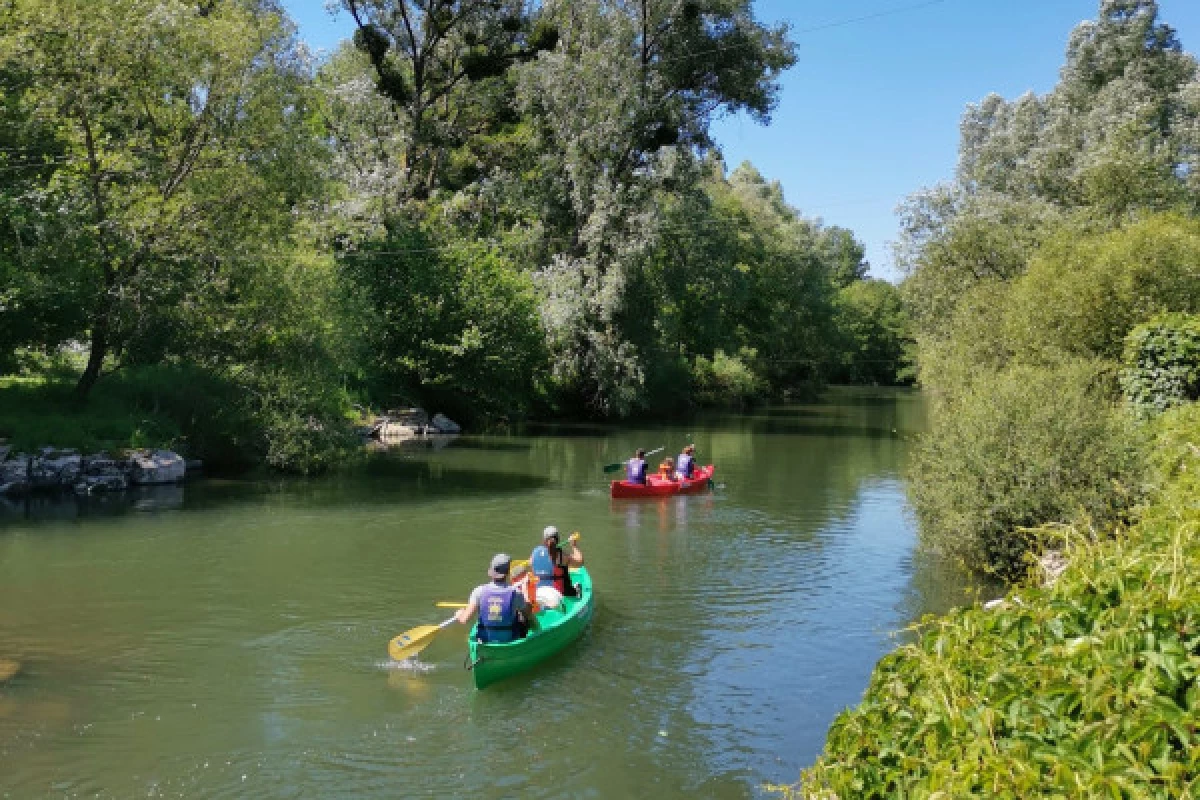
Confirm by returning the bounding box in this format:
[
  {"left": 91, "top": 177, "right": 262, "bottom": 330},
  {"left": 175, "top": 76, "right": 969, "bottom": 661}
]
[{"left": 0, "top": 388, "right": 979, "bottom": 798}]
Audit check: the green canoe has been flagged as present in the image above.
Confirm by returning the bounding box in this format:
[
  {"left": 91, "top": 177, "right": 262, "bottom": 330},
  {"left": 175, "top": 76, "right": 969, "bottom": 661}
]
[{"left": 467, "top": 566, "right": 594, "bottom": 689}]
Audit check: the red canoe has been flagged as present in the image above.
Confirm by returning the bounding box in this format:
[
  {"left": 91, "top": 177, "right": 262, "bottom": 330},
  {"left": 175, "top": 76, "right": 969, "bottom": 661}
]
[{"left": 610, "top": 465, "right": 715, "bottom": 499}]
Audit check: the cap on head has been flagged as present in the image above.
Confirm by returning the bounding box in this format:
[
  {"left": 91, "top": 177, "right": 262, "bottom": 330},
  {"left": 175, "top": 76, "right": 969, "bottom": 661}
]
[
  {"left": 542, "top": 525, "right": 559, "bottom": 542},
  {"left": 488, "top": 553, "right": 512, "bottom": 580}
]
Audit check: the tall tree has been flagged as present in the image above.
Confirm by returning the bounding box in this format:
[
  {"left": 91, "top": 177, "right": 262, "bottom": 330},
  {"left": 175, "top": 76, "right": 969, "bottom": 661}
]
[
  {"left": 520, "top": 0, "right": 794, "bottom": 414},
  {"left": 340, "top": 0, "right": 556, "bottom": 201},
  {"left": 957, "top": 0, "right": 1199, "bottom": 215},
  {"left": 900, "top": 0, "right": 1200, "bottom": 340},
  {"left": 0, "top": 0, "right": 324, "bottom": 395}
]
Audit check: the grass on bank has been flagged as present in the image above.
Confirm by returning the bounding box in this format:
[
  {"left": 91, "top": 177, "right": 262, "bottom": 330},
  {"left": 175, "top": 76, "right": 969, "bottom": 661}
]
[
  {"left": 0, "top": 362, "right": 360, "bottom": 473},
  {"left": 0, "top": 372, "right": 182, "bottom": 455},
  {"left": 788, "top": 403, "right": 1200, "bottom": 798}
]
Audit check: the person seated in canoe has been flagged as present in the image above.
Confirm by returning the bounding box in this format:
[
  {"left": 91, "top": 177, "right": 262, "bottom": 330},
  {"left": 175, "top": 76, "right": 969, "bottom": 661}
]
[
  {"left": 675, "top": 444, "right": 696, "bottom": 480},
  {"left": 531, "top": 526, "right": 584, "bottom": 602},
  {"left": 626, "top": 449, "right": 648, "bottom": 485},
  {"left": 455, "top": 553, "right": 531, "bottom": 643},
  {"left": 657, "top": 457, "right": 675, "bottom": 481}
]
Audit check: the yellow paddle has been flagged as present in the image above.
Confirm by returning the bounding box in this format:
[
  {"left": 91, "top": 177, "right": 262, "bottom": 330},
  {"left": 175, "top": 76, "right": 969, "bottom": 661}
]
[
  {"left": 435, "top": 602, "right": 467, "bottom": 609},
  {"left": 388, "top": 617, "right": 457, "bottom": 661}
]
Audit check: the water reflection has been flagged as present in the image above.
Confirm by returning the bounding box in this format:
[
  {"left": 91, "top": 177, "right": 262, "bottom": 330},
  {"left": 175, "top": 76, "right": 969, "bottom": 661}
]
[{"left": 0, "top": 484, "right": 186, "bottom": 523}]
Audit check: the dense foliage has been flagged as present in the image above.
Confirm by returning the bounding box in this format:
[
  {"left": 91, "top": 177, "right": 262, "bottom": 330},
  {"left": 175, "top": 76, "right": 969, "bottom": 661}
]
[
  {"left": 797, "top": 403, "right": 1200, "bottom": 798},
  {"left": 1, "top": 0, "right": 909, "bottom": 471},
  {"left": 1121, "top": 313, "right": 1200, "bottom": 415},
  {"left": 898, "top": 0, "right": 1200, "bottom": 573},
  {"left": 909, "top": 361, "right": 1144, "bottom": 579}
]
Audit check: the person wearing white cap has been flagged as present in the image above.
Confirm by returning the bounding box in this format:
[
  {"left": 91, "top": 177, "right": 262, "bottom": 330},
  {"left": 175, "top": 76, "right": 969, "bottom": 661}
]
[
  {"left": 454, "top": 553, "right": 531, "bottom": 643},
  {"left": 530, "top": 526, "right": 583, "bottom": 599}
]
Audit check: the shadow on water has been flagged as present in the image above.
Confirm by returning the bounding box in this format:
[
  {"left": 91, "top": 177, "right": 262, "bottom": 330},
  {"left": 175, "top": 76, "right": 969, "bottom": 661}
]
[
  {"left": 439, "top": 436, "right": 534, "bottom": 453},
  {"left": 0, "top": 458, "right": 553, "bottom": 527},
  {"left": 0, "top": 485, "right": 185, "bottom": 525}
]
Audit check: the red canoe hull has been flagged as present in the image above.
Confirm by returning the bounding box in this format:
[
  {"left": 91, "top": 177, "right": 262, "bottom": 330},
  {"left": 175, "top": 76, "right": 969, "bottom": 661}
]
[{"left": 610, "top": 465, "right": 715, "bottom": 499}]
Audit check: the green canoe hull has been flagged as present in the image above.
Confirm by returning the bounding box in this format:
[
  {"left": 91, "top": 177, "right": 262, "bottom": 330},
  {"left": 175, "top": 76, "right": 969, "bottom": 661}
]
[{"left": 468, "top": 566, "right": 594, "bottom": 689}]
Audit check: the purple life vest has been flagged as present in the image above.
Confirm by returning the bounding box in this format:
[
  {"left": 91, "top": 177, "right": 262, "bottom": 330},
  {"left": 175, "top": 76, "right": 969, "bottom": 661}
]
[
  {"left": 477, "top": 582, "right": 518, "bottom": 643},
  {"left": 626, "top": 458, "right": 646, "bottom": 484},
  {"left": 677, "top": 453, "right": 694, "bottom": 478}
]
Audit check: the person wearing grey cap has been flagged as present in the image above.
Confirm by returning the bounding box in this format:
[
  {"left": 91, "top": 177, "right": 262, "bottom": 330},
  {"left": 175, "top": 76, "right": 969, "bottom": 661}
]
[
  {"left": 454, "top": 553, "right": 530, "bottom": 643},
  {"left": 530, "top": 526, "right": 584, "bottom": 597}
]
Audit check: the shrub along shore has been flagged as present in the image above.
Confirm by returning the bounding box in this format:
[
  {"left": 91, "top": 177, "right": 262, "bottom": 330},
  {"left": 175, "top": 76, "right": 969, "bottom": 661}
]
[
  {"left": 790, "top": 1, "right": 1200, "bottom": 794},
  {"left": 795, "top": 405, "right": 1200, "bottom": 797}
]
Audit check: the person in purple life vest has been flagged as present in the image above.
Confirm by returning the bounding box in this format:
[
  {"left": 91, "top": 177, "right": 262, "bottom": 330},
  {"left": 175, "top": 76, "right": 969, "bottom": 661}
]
[
  {"left": 675, "top": 444, "right": 696, "bottom": 480},
  {"left": 626, "top": 448, "right": 647, "bottom": 485},
  {"left": 455, "top": 553, "right": 530, "bottom": 643}
]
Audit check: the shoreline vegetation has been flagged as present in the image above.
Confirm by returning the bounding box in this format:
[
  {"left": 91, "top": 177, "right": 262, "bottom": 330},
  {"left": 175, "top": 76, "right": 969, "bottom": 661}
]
[
  {"left": 787, "top": 0, "right": 1200, "bottom": 795},
  {"left": 0, "top": 0, "right": 912, "bottom": 478}
]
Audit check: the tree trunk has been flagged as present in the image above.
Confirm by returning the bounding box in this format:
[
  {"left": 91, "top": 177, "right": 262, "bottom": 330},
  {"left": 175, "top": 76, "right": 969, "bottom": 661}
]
[{"left": 75, "top": 303, "right": 110, "bottom": 398}]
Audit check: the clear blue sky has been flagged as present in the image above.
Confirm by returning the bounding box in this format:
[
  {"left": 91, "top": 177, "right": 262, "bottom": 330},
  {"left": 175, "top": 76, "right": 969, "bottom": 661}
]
[{"left": 283, "top": 0, "right": 1200, "bottom": 280}]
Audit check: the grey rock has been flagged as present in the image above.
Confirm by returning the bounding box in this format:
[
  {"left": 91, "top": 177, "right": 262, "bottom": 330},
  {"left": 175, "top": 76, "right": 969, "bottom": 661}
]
[
  {"left": 128, "top": 449, "right": 185, "bottom": 485},
  {"left": 30, "top": 451, "right": 82, "bottom": 489},
  {"left": 379, "top": 419, "right": 423, "bottom": 439},
  {"left": 0, "top": 455, "right": 31, "bottom": 495},
  {"left": 74, "top": 473, "right": 129, "bottom": 494},
  {"left": 430, "top": 413, "right": 461, "bottom": 434},
  {"left": 387, "top": 408, "right": 428, "bottom": 428},
  {"left": 82, "top": 453, "right": 127, "bottom": 476}
]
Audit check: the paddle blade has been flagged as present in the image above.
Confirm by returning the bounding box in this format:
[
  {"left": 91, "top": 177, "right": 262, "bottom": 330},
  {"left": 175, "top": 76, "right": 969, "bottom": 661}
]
[
  {"left": 602, "top": 462, "right": 623, "bottom": 473},
  {"left": 388, "top": 621, "right": 451, "bottom": 661}
]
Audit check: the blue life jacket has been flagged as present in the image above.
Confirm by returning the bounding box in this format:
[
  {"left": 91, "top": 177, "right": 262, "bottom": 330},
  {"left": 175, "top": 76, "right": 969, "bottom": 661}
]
[
  {"left": 677, "top": 453, "right": 695, "bottom": 479},
  {"left": 531, "top": 545, "right": 567, "bottom": 592},
  {"left": 626, "top": 458, "right": 646, "bottom": 484},
  {"left": 477, "top": 582, "right": 519, "bottom": 643}
]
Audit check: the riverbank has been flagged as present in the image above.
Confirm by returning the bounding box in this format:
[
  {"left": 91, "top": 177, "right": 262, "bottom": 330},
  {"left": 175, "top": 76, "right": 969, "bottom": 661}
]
[
  {"left": 793, "top": 403, "right": 1200, "bottom": 797},
  {"left": 0, "top": 367, "right": 366, "bottom": 474}
]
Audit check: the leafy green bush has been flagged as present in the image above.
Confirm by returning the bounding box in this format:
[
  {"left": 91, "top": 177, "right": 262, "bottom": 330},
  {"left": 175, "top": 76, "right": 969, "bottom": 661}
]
[
  {"left": 909, "top": 360, "right": 1145, "bottom": 579},
  {"left": 1120, "top": 313, "right": 1200, "bottom": 416},
  {"left": 1005, "top": 214, "right": 1200, "bottom": 362},
  {"left": 796, "top": 402, "right": 1200, "bottom": 798},
  {"left": 691, "top": 348, "right": 764, "bottom": 408},
  {"left": 342, "top": 231, "right": 547, "bottom": 425}
]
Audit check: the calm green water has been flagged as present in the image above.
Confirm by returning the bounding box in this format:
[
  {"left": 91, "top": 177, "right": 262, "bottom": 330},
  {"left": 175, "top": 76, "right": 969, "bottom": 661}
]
[{"left": 0, "top": 388, "right": 979, "bottom": 798}]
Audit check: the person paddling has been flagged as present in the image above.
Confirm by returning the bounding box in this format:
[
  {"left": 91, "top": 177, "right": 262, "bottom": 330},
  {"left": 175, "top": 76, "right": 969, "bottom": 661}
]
[
  {"left": 675, "top": 444, "right": 696, "bottom": 480},
  {"left": 455, "top": 554, "right": 530, "bottom": 643},
  {"left": 626, "top": 448, "right": 647, "bottom": 485},
  {"left": 531, "top": 526, "right": 584, "bottom": 599}
]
